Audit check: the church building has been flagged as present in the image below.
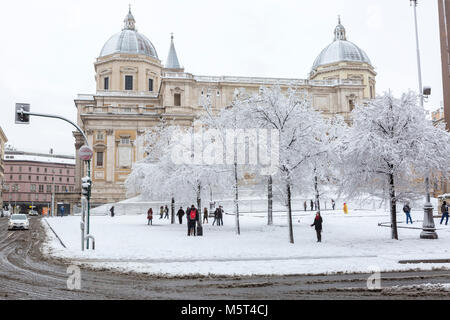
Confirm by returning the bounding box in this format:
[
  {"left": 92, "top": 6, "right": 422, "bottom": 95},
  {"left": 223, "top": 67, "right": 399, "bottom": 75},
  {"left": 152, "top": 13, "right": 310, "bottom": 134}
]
[{"left": 74, "top": 9, "right": 376, "bottom": 206}]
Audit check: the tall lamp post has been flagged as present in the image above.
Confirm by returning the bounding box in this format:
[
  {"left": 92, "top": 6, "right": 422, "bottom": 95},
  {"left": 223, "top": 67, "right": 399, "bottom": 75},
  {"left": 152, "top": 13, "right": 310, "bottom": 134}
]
[{"left": 410, "top": 0, "right": 438, "bottom": 239}]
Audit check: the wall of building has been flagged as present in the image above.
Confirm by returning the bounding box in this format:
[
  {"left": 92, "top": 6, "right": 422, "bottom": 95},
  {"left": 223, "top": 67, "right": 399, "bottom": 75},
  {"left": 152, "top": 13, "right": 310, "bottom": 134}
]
[
  {"left": 0, "top": 127, "right": 7, "bottom": 210},
  {"left": 2, "top": 153, "right": 75, "bottom": 214}
]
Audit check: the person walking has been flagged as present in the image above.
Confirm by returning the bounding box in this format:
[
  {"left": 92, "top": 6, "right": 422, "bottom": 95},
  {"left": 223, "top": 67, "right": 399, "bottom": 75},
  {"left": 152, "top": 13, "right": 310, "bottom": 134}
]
[
  {"left": 159, "top": 206, "right": 164, "bottom": 219},
  {"left": 110, "top": 206, "right": 115, "bottom": 217},
  {"left": 186, "top": 206, "right": 192, "bottom": 235},
  {"left": 147, "top": 208, "right": 153, "bottom": 225},
  {"left": 212, "top": 207, "right": 218, "bottom": 226},
  {"left": 310, "top": 200, "right": 314, "bottom": 211},
  {"left": 303, "top": 201, "right": 307, "bottom": 212},
  {"left": 310, "top": 212, "right": 323, "bottom": 242},
  {"left": 403, "top": 202, "right": 413, "bottom": 224},
  {"left": 343, "top": 203, "right": 348, "bottom": 214},
  {"left": 440, "top": 201, "right": 449, "bottom": 225},
  {"left": 217, "top": 206, "right": 224, "bottom": 226},
  {"left": 177, "top": 207, "right": 185, "bottom": 224},
  {"left": 203, "top": 207, "right": 208, "bottom": 224},
  {"left": 164, "top": 205, "right": 169, "bottom": 219},
  {"left": 331, "top": 199, "right": 336, "bottom": 210}
]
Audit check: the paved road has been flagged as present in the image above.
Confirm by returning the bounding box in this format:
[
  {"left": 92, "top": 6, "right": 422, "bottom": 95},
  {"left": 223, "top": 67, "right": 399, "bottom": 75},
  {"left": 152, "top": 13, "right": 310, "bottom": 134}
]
[{"left": 0, "top": 217, "right": 449, "bottom": 300}]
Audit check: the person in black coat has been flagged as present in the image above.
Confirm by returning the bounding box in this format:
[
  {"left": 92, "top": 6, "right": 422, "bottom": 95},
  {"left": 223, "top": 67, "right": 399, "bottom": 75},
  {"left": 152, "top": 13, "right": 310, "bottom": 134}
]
[
  {"left": 110, "top": 206, "right": 115, "bottom": 217},
  {"left": 217, "top": 206, "right": 224, "bottom": 226},
  {"left": 310, "top": 200, "right": 314, "bottom": 211},
  {"left": 177, "top": 207, "right": 185, "bottom": 224},
  {"left": 310, "top": 212, "right": 323, "bottom": 242}
]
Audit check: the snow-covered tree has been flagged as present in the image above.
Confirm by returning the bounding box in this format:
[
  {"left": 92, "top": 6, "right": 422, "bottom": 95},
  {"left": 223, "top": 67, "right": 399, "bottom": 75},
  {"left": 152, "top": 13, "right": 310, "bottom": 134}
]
[
  {"left": 301, "top": 116, "right": 346, "bottom": 213},
  {"left": 197, "top": 88, "right": 253, "bottom": 234},
  {"left": 338, "top": 91, "right": 450, "bottom": 240},
  {"left": 240, "top": 86, "right": 329, "bottom": 243}
]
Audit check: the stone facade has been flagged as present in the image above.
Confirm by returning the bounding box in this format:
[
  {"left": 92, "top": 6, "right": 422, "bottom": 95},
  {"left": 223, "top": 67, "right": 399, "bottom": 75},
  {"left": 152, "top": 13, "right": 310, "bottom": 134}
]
[
  {"left": 75, "top": 10, "right": 377, "bottom": 206},
  {"left": 2, "top": 149, "right": 75, "bottom": 215}
]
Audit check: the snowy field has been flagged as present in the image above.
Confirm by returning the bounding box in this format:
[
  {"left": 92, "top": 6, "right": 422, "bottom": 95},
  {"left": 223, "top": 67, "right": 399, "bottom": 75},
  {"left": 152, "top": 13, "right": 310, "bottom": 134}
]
[{"left": 42, "top": 207, "right": 450, "bottom": 276}]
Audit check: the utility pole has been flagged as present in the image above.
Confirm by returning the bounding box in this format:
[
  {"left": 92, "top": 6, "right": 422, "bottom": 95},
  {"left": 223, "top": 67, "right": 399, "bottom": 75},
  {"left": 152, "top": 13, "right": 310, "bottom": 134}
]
[
  {"left": 410, "top": 0, "right": 438, "bottom": 239},
  {"left": 14, "top": 104, "right": 95, "bottom": 247},
  {"left": 51, "top": 169, "right": 55, "bottom": 217}
]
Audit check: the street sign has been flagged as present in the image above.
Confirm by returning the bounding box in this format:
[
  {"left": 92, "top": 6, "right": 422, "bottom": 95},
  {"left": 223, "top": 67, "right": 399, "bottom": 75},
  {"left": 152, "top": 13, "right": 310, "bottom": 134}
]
[
  {"left": 79, "top": 145, "right": 93, "bottom": 161},
  {"left": 15, "top": 103, "right": 30, "bottom": 124}
]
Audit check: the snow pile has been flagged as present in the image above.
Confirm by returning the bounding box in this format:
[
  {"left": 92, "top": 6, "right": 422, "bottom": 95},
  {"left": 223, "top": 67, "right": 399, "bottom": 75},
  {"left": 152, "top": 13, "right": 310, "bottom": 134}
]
[
  {"left": 386, "top": 283, "right": 450, "bottom": 292},
  {"left": 42, "top": 207, "right": 450, "bottom": 276}
]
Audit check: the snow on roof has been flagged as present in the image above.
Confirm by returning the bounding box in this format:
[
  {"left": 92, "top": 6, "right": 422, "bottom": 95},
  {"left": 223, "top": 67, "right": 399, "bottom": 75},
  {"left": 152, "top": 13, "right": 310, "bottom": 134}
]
[{"left": 4, "top": 153, "right": 75, "bottom": 165}]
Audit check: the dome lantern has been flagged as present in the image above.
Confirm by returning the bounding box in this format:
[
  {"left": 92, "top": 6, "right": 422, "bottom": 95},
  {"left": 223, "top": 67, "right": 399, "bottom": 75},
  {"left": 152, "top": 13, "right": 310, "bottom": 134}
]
[
  {"left": 334, "top": 15, "right": 346, "bottom": 41},
  {"left": 99, "top": 7, "right": 159, "bottom": 59},
  {"left": 123, "top": 5, "right": 136, "bottom": 31}
]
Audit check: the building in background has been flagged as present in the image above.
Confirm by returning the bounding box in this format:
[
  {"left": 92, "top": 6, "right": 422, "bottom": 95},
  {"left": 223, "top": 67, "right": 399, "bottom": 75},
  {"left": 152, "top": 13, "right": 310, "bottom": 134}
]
[
  {"left": 0, "top": 127, "right": 8, "bottom": 210},
  {"left": 431, "top": 106, "right": 448, "bottom": 196},
  {"left": 75, "top": 9, "right": 376, "bottom": 206},
  {"left": 431, "top": 106, "right": 445, "bottom": 124},
  {"left": 2, "top": 148, "right": 76, "bottom": 215},
  {"left": 438, "top": 0, "right": 450, "bottom": 131}
]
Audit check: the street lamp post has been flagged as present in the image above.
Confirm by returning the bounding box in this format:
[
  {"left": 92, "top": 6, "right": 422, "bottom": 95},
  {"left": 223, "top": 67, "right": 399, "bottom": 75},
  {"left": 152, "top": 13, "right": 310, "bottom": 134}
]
[
  {"left": 14, "top": 105, "right": 95, "bottom": 247},
  {"left": 410, "top": 0, "right": 438, "bottom": 239}
]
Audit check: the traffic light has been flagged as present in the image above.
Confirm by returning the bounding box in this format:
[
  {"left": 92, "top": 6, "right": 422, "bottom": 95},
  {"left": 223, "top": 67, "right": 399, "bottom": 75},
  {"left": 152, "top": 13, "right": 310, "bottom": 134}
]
[
  {"left": 81, "top": 176, "right": 91, "bottom": 198},
  {"left": 15, "top": 103, "right": 30, "bottom": 124}
]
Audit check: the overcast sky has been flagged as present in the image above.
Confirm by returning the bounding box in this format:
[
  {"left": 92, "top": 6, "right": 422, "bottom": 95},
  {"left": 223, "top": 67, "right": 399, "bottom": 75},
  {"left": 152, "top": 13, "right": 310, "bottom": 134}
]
[{"left": 0, "top": 0, "right": 443, "bottom": 155}]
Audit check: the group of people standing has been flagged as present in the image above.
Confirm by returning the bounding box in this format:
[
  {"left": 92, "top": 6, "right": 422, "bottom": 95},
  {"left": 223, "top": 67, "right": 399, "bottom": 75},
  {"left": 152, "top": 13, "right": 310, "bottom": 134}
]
[
  {"left": 303, "top": 199, "right": 336, "bottom": 211},
  {"left": 146, "top": 205, "right": 170, "bottom": 225},
  {"left": 146, "top": 204, "right": 226, "bottom": 236}
]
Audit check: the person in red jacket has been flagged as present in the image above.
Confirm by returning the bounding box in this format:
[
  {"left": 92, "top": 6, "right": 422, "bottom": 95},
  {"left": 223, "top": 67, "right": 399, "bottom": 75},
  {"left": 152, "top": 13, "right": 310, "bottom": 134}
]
[
  {"left": 147, "top": 208, "right": 153, "bottom": 225},
  {"left": 187, "top": 205, "right": 198, "bottom": 236}
]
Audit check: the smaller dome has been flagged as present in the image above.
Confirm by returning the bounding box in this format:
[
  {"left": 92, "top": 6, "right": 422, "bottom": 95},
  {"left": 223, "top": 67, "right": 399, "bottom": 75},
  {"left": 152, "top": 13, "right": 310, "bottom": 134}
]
[
  {"left": 311, "top": 18, "right": 371, "bottom": 72},
  {"left": 99, "top": 8, "right": 158, "bottom": 59}
]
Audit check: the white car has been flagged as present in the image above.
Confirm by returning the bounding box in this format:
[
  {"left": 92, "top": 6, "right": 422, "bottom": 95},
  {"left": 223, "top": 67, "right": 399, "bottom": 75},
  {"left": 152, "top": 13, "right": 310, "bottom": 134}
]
[
  {"left": 8, "top": 214, "right": 30, "bottom": 230},
  {"left": 28, "top": 210, "right": 39, "bottom": 216}
]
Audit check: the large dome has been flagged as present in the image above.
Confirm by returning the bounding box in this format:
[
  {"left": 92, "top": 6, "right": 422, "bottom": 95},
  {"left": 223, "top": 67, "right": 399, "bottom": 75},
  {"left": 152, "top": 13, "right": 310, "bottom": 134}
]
[
  {"left": 311, "top": 19, "right": 371, "bottom": 71},
  {"left": 99, "top": 9, "right": 158, "bottom": 59}
]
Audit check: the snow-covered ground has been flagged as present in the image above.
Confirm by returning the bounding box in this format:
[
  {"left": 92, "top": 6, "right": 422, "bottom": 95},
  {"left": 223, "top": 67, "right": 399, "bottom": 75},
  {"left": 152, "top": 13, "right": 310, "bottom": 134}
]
[{"left": 42, "top": 207, "right": 450, "bottom": 276}]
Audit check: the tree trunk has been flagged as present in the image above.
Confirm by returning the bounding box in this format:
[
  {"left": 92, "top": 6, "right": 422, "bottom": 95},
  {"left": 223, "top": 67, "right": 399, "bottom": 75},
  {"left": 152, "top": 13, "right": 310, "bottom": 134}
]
[
  {"left": 287, "top": 182, "right": 294, "bottom": 244},
  {"left": 314, "top": 171, "right": 320, "bottom": 213},
  {"left": 234, "top": 161, "right": 240, "bottom": 235},
  {"left": 171, "top": 197, "right": 175, "bottom": 224},
  {"left": 388, "top": 172, "right": 398, "bottom": 240},
  {"left": 268, "top": 175, "right": 273, "bottom": 225}
]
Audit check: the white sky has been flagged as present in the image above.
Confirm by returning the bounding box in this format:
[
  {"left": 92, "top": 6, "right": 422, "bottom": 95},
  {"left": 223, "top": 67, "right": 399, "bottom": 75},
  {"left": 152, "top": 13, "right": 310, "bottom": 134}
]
[{"left": 0, "top": 0, "right": 443, "bottom": 155}]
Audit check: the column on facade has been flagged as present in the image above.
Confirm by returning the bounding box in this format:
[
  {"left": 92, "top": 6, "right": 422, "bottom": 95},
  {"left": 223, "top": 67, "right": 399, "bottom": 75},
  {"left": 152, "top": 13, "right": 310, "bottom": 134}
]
[{"left": 106, "top": 129, "right": 115, "bottom": 182}]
